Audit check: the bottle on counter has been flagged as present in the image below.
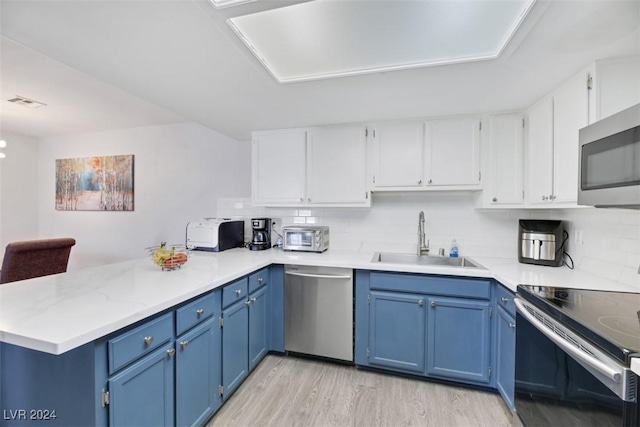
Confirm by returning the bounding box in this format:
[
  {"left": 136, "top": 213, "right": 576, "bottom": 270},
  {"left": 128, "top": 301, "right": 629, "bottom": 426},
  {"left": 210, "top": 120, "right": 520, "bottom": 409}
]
[{"left": 449, "top": 239, "right": 459, "bottom": 258}]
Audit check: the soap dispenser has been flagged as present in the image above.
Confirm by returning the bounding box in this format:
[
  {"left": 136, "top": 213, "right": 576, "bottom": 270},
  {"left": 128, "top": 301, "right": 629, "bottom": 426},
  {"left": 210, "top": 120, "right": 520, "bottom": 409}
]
[{"left": 449, "top": 239, "right": 459, "bottom": 258}]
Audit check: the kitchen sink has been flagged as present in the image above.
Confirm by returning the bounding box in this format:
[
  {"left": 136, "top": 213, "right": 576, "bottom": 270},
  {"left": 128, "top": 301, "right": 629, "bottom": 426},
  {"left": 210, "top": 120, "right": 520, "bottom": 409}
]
[{"left": 371, "top": 252, "right": 485, "bottom": 269}]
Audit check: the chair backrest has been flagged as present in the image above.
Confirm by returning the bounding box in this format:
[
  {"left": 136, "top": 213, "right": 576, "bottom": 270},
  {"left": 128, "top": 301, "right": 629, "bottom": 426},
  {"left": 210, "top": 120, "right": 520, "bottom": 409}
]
[{"left": 0, "top": 238, "right": 76, "bottom": 284}]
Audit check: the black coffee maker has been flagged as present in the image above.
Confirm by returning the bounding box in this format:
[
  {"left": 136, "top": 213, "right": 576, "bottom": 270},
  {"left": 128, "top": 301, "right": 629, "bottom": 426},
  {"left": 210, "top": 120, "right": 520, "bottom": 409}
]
[{"left": 249, "top": 218, "right": 271, "bottom": 251}]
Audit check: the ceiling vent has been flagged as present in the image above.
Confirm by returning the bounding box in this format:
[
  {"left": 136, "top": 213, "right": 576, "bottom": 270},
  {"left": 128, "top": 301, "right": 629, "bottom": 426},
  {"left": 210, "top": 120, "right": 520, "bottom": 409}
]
[{"left": 7, "top": 95, "right": 47, "bottom": 109}]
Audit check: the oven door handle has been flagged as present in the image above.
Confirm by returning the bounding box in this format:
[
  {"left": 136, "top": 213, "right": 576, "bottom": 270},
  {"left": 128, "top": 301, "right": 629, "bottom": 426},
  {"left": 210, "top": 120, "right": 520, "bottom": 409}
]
[{"left": 515, "top": 298, "right": 622, "bottom": 383}]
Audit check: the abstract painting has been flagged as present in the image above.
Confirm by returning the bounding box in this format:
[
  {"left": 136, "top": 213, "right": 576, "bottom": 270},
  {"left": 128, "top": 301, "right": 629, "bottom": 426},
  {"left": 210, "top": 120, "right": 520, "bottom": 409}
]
[{"left": 56, "top": 155, "right": 134, "bottom": 211}]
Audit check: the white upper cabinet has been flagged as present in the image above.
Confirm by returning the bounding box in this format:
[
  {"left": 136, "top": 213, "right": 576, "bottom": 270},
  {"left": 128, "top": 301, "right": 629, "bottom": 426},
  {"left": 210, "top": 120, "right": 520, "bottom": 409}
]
[
  {"left": 482, "top": 114, "right": 525, "bottom": 206},
  {"left": 552, "top": 66, "right": 591, "bottom": 204},
  {"left": 307, "top": 125, "right": 368, "bottom": 204},
  {"left": 527, "top": 96, "right": 554, "bottom": 205},
  {"left": 252, "top": 126, "right": 370, "bottom": 207},
  {"left": 252, "top": 130, "right": 307, "bottom": 205},
  {"left": 526, "top": 66, "right": 591, "bottom": 206},
  {"left": 591, "top": 56, "right": 640, "bottom": 122},
  {"left": 371, "top": 117, "right": 481, "bottom": 191},
  {"left": 371, "top": 121, "right": 424, "bottom": 188},
  {"left": 425, "top": 117, "right": 481, "bottom": 187}
]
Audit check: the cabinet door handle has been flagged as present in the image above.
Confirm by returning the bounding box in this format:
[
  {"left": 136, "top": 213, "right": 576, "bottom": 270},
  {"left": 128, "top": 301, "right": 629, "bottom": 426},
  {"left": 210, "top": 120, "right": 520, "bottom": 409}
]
[
  {"left": 550, "top": 194, "right": 556, "bottom": 200},
  {"left": 144, "top": 336, "right": 154, "bottom": 345},
  {"left": 509, "top": 323, "right": 516, "bottom": 329},
  {"left": 167, "top": 348, "right": 176, "bottom": 357},
  {"left": 430, "top": 301, "right": 436, "bottom": 308},
  {"left": 180, "top": 340, "right": 189, "bottom": 349},
  {"left": 235, "top": 289, "right": 242, "bottom": 296},
  {"left": 308, "top": 198, "right": 311, "bottom": 202},
  {"left": 245, "top": 300, "right": 251, "bottom": 306},
  {"left": 251, "top": 297, "right": 257, "bottom": 303},
  {"left": 418, "top": 180, "right": 422, "bottom": 185},
  {"left": 299, "top": 197, "right": 304, "bottom": 202},
  {"left": 428, "top": 179, "right": 433, "bottom": 184},
  {"left": 542, "top": 195, "right": 548, "bottom": 201},
  {"left": 500, "top": 297, "right": 509, "bottom": 303},
  {"left": 258, "top": 277, "right": 263, "bottom": 283},
  {"left": 418, "top": 299, "right": 424, "bottom": 307},
  {"left": 196, "top": 308, "right": 205, "bottom": 317},
  {"left": 492, "top": 197, "right": 498, "bottom": 202}
]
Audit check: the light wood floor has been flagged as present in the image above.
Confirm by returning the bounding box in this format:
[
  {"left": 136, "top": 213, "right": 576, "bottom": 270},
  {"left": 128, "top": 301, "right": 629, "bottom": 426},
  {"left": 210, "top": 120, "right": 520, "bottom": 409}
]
[{"left": 207, "top": 354, "right": 517, "bottom": 426}]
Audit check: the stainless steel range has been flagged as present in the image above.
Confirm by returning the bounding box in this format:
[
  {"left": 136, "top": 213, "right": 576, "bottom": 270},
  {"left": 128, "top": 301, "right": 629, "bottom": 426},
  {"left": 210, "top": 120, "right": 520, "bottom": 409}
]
[{"left": 515, "top": 285, "right": 640, "bottom": 426}]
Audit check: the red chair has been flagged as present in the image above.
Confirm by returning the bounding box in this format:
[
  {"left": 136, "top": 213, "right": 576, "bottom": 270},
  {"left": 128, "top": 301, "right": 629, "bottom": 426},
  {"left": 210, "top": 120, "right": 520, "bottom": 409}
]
[{"left": 0, "top": 238, "right": 76, "bottom": 284}]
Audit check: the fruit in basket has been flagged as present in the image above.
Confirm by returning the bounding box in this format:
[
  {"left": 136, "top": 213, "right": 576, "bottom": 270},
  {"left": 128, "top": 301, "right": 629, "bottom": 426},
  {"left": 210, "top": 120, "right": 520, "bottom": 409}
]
[
  {"left": 164, "top": 252, "right": 188, "bottom": 269},
  {"left": 150, "top": 242, "right": 188, "bottom": 270},
  {"left": 151, "top": 242, "right": 173, "bottom": 267}
]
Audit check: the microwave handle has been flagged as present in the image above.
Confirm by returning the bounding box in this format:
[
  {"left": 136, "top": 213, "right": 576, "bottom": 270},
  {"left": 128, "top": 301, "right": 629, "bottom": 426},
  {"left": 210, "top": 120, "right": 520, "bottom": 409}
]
[{"left": 514, "top": 298, "right": 622, "bottom": 383}]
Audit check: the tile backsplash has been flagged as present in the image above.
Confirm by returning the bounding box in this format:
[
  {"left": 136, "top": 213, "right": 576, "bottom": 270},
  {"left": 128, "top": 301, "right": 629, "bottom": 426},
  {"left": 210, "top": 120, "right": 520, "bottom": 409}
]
[{"left": 218, "top": 193, "right": 640, "bottom": 289}]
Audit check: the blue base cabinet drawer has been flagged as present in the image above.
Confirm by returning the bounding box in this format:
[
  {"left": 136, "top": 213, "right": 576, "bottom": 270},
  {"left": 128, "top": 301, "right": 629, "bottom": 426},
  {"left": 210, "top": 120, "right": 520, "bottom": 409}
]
[
  {"left": 176, "top": 292, "right": 217, "bottom": 336},
  {"left": 222, "top": 278, "right": 249, "bottom": 309},
  {"left": 496, "top": 284, "right": 516, "bottom": 318},
  {"left": 108, "top": 312, "right": 174, "bottom": 374}
]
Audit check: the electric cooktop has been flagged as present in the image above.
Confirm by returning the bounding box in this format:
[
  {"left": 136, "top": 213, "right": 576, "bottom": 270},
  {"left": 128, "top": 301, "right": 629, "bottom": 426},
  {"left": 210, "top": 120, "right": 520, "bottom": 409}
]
[{"left": 517, "top": 285, "right": 640, "bottom": 365}]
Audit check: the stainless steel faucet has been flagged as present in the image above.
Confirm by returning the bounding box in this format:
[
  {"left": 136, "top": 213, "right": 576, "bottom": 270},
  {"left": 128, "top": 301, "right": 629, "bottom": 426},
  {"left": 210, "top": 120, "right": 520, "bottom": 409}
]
[{"left": 417, "top": 211, "right": 429, "bottom": 256}]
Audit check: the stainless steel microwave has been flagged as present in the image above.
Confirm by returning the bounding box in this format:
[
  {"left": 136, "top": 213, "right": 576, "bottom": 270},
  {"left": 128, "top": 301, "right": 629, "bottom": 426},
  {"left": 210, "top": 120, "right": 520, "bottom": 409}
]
[
  {"left": 578, "top": 103, "right": 640, "bottom": 208},
  {"left": 282, "top": 226, "right": 329, "bottom": 252}
]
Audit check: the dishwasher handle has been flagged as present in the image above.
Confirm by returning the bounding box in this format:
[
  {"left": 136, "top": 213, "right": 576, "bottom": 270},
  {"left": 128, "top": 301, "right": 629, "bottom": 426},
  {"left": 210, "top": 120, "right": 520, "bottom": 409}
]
[
  {"left": 515, "top": 298, "right": 622, "bottom": 383},
  {"left": 285, "top": 270, "right": 352, "bottom": 280}
]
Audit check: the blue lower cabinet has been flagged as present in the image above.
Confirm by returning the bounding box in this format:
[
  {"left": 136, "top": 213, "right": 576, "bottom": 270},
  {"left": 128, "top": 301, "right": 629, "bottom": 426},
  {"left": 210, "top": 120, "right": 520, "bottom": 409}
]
[
  {"left": 108, "top": 343, "right": 175, "bottom": 427},
  {"left": 176, "top": 318, "right": 221, "bottom": 427},
  {"left": 248, "top": 285, "right": 268, "bottom": 371},
  {"left": 222, "top": 298, "right": 249, "bottom": 398},
  {"left": 426, "top": 297, "right": 491, "bottom": 384},
  {"left": 496, "top": 305, "right": 516, "bottom": 411},
  {"left": 368, "top": 291, "right": 427, "bottom": 374}
]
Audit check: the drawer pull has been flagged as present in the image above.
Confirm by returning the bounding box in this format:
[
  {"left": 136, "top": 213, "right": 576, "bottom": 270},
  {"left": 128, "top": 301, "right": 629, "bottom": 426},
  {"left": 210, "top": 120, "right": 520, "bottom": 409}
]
[
  {"left": 235, "top": 289, "right": 242, "bottom": 296},
  {"left": 143, "top": 336, "right": 154, "bottom": 345},
  {"left": 245, "top": 300, "right": 251, "bottom": 307},
  {"left": 180, "top": 340, "right": 189, "bottom": 349},
  {"left": 500, "top": 297, "right": 509, "bottom": 303},
  {"left": 196, "top": 308, "right": 205, "bottom": 317},
  {"left": 251, "top": 297, "right": 257, "bottom": 303},
  {"left": 167, "top": 348, "right": 176, "bottom": 357},
  {"left": 418, "top": 299, "right": 424, "bottom": 307},
  {"left": 258, "top": 277, "right": 264, "bottom": 283},
  {"left": 431, "top": 301, "right": 436, "bottom": 308},
  {"left": 509, "top": 323, "right": 516, "bottom": 329}
]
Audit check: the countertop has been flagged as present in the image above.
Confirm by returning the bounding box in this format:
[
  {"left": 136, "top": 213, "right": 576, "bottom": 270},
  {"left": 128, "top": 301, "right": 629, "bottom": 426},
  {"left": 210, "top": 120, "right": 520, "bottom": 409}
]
[{"left": 0, "top": 247, "right": 636, "bottom": 355}]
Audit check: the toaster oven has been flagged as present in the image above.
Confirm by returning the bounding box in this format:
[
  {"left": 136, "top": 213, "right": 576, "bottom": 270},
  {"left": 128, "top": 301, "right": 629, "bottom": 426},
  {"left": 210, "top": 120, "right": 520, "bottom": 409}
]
[{"left": 282, "top": 226, "right": 329, "bottom": 253}]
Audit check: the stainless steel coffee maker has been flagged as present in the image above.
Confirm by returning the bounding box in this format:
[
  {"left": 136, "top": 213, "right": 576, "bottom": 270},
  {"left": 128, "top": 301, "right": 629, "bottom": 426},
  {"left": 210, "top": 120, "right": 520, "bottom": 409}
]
[
  {"left": 249, "top": 218, "right": 271, "bottom": 251},
  {"left": 518, "top": 220, "right": 564, "bottom": 267}
]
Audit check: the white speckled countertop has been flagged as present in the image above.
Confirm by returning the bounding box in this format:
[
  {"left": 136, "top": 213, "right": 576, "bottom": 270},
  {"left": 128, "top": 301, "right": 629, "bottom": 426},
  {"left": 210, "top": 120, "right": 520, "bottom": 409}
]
[{"left": 0, "top": 247, "right": 636, "bottom": 355}]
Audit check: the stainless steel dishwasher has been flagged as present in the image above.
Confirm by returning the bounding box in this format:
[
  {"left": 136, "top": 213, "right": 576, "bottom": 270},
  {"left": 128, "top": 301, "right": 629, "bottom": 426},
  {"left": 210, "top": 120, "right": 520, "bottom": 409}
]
[{"left": 284, "top": 265, "right": 353, "bottom": 362}]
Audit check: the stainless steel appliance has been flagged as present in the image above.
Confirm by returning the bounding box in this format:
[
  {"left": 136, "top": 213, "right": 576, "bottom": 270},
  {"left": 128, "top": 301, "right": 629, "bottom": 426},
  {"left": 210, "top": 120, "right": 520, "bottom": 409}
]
[
  {"left": 282, "top": 226, "right": 329, "bottom": 253},
  {"left": 284, "top": 265, "right": 353, "bottom": 361},
  {"left": 578, "top": 103, "right": 640, "bottom": 209},
  {"left": 248, "top": 218, "right": 271, "bottom": 251},
  {"left": 515, "top": 286, "right": 639, "bottom": 426},
  {"left": 518, "top": 219, "right": 564, "bottom": 267},
  {"left": 185, "top": 218, "right": 244, "bottom": 251}
]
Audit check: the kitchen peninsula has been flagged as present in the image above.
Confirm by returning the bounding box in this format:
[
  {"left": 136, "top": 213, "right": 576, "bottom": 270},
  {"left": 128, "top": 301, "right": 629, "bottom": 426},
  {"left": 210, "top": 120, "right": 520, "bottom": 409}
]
[{"left": 0, "top": 248, "right": 636, "bottom": 426}]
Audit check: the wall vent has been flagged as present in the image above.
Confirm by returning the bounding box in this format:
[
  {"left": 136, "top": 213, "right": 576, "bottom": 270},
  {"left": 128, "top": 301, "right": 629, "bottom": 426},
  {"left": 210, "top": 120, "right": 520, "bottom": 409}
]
[{"left": 7, "top": 95, "right": 47, "bottom": 109}]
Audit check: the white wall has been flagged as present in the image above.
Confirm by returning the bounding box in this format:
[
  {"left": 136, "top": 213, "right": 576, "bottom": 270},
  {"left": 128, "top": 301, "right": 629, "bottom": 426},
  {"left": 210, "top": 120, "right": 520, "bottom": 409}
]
[
  {"left": 0, "top": 131, "right": 40, "bottom": 250},
  {"left": 38, "top": 122, "right": 250, "bottom": 269},
  {"left": 218, "top": 194, "right": 640, "bottom": 290}
]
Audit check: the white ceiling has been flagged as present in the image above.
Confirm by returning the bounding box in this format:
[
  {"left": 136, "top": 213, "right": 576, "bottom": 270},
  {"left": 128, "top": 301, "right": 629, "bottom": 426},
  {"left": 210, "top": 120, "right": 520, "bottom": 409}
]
[{"left": 1, "top": 0, "right": 639, "bottom": 141}]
